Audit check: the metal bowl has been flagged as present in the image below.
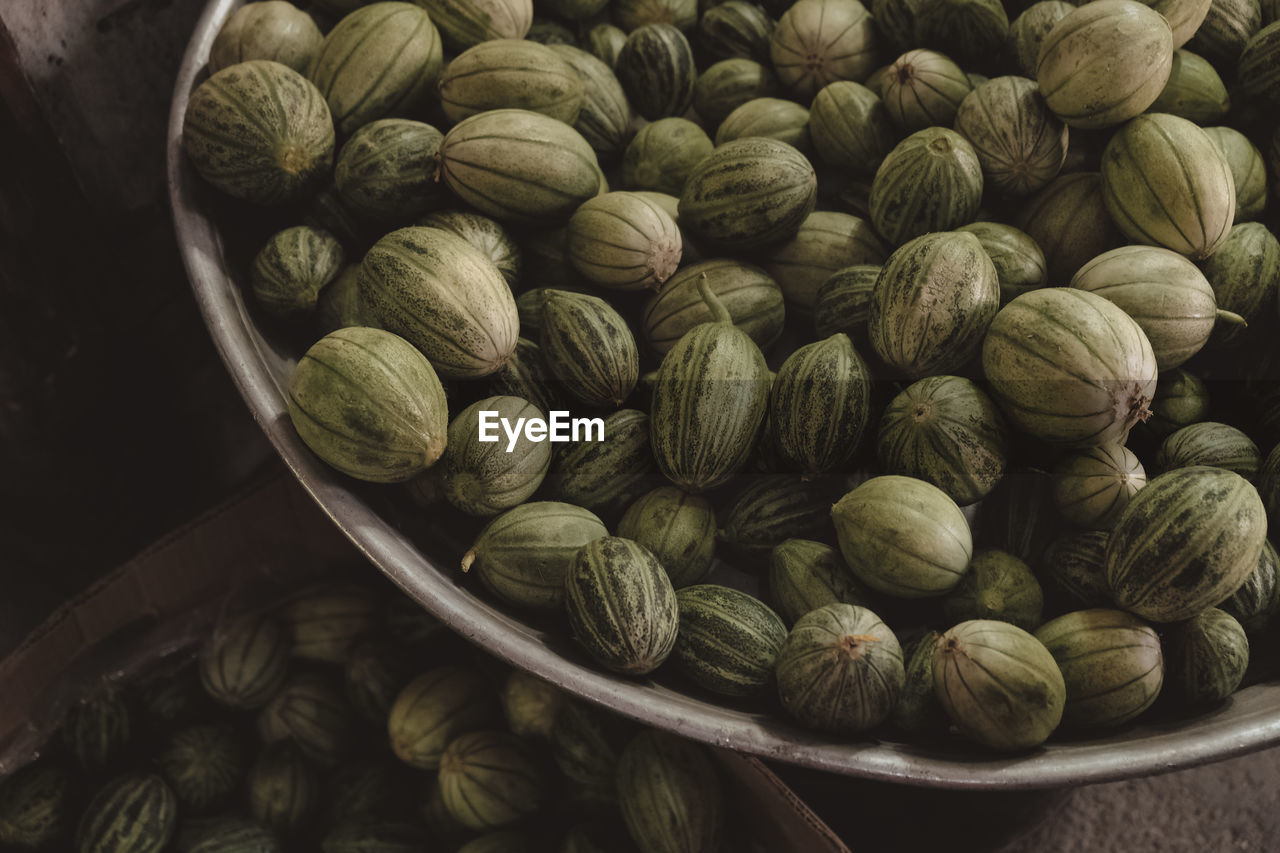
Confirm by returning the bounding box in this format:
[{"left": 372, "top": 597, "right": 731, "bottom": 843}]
[{"left": 168, "top": 0, "right": 1280, "bottom": 789}]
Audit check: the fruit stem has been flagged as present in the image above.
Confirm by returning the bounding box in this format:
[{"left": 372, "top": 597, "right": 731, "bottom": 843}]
[
  {"left": 461, "top": 550, "right": 476, "bottom": 573},
  {"left": 696, "top": 273, "right": 733, "bottom": 325},
  {"left": 1217, "top": 309, "right": 1248, "bottom": 327}
]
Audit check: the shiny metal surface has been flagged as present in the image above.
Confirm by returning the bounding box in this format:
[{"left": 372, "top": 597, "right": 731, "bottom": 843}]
[{"left": 167, "top": 0, "right": 1280, "bottom": 789}]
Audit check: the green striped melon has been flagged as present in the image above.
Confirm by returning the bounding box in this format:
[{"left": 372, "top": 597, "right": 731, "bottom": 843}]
[
  {"left": 76, "top": 774, "right": 177, "bottom": 853},
  {"left": 769, "top": 334, "right": 871, "bottom": 476},
  {"left": 462, "top": 502, "right": 607, "bottom": 608},
  {"left": 281, "top": 582, "right": 378, "bottom": 664},
  {"left": 617, "top": 487, "right": 717, "bottom": 587},
  {"left": 699, "top": 0, "right": 774, "bottom": 61},
  {"left": 694, "top": 58, "right": 783, "bottom": 127},
  {"left": 615, "top": 24, "right": 697, "bottom": 120},
  {"left": 1051, "top": 443, "right": 1147, "bottom": 528},
  {"left": 317, "top": 266, "right": 374, "bottom": 334},
  {"left": 1156, "top": 421, "right": 1261, "bottom": 479},
  {"left": 911, "top": 0, "right": 1009, "bottom": 70},
  {"left": 1188, "top": 0, "right": 1260, "bottom": 64},
  {"left": 182, "top": 60, "right": 333, "bottom": 205},
  {"left": 438, "top": 109, "right": 603, "bottom": 224},
  {"left": 1036, "top": 0, "right": 1173, "bottom": 129},
  {"left": 1016, "top": 171, "right": 1123, "bottom": 284},
  {"left": 541, "top": 409, "right": 657, "bottom": 515},
  {"left": 551, "top": 698, "right": 632, "bottom": 788},
  {"left": 567, "top": 192, "right": 682, "bottom": 289},
  {"left": 981, "top": 288, "right": 1158, "bottom": 446},
  {"left": 933, "top": 620, "right": 1065, "bottom": 750},
  {"left": 1008, "top": 1, "right": 1074, "bottom": 78},
  {"left": 621, "top": 117, "right": 713, "bottom": 194},
  {"left": 869, "top": 128, "right": 984, "bottom": 245},
  {"left": 251, "top": 226, "right": 344, "bottom": 318},
  {"left": 954, "top": 76, "right": 1068, "bottom": 198},
  {"left": 359, "top": 227, "right": 519, "bottom": 379},
  {"left": 892, "top": 632, "right": 946, "bottom": 733},
  {"left": 588, "top": 23, "right": 629, "bottom": 66},
  {"left": 539, "top": 290, "right": 639, "bottom": 406},
  {"left": 768, "top": 539, "right": 871, "bottom": 626},
  {"left": 807, "top": 80, "right": 897, "bottom": 175},
  {"left": 438, "top": 732, "right": 547, "bottom": 830},
  {"left": 564, "top": 537, "right": 679, "bottom": 675},
  {"left": 441, "top": 397, "right": 552, "bottom": 516},
  {"left": 813, "top": 264, "right": 878, "bottom": 340},
  {"left": 642, "top": 259, "right": 785, "bottom": 355},
  {"left": 1203, "top": 127, "right": 1266, "bottom": 224},
  {"left": 210, "top": 2, "right": 323, "bottom": 74},
  {"left": 257, "top": 672, "right": 352, "bottom": 767},
  {"left": 775, "top": 603, "right": 904, "bottom": 731},
  {"left": 881, "top": 49, "right": 972, "bottom": 131},
  {"left": 414, "top": 0, "right": 531, "bottom": 49},
  {"left": 439, "top": 40, "right": 584, "bottom": 124},
  {"left": 388, "top": 668, "right": 500, "bottom": 770},
  {"left": 760, "top": 211, "right": 886, "bottom": 312},
  {"left": 616, "top": 731, "right": 723, "bottom": 853},
  {"left": 0, "top": 765, "right": 70, "bottom": 848},
  {"left": 872, "top": 0, "right": 915, "bottom": 51},
  {"left": 1165, "top": 607, "right": 1249, "bottom": 702},
  {"left": 246, "top": 743, "right": 316, "bottom": 835},
  {"left": 335, "top": 120, "right": 445, "bottom": 223},
  {"left": 720, "top": 476, "right": 841, "bottom": 555},
  {"left": 61, "top": 691, "right": 131, "bottom": 773},
  {"left": 1100, "top": 112, "right": 1235, "bottom": 260},
  {"left": 1202, "top": 222, "right": 1279, "bottom": 347},
  {"left": 770, "top": 0, "right": 878, "bottom": 99},
  {"left": 956, "top": 222, "right": 1047, "bottom": 305},
  {"left": 419, "top": 211, "right": 522, "bottom": 288},
  {"left": 157, "top": 724, "right": 246, "bottom": 812},
  {"left": 307, "top": 4, "right": 442, "bottom": 138},
  {"left": 615, "top": 0, "right": 698, "bottom": 31},
  {"left": 500, "top": 670, "right": 562, "bottom": 739},
  {"left": 550, "top": 45, "right": 634, "bottom": 161},
  {"left": 679, "top": 137, "right": 817, "bottom": 250},
  {"left": 714, "top": 98, "right": 810, "bottom": 154},
  {"left": 1221, "top": 539, "right": 1280, "bottom": 633},
  {"left": 176, "top": 816, "right": 282, "bottom": 853},
  {"left": 1042, "top": 531, "right": 1112, "bottom": 612},
  {"left": 831, "top": 475, "right": 973, "bottom": 597},
  {"left": 287, "top": 327, "right": 449, "bottom": 481},
  {"left": 1237, "top": 21, "right": 1280, "bottom": 105},
  {"left": 1150, "top": 49, "right": 1230, "bottom": 124},
  {"left": 943, "top": 549, "right": 1044, "bottom": 631},
  {"left": 1034, "top": 609, "right": 1163, "bottom": 728},
  {"left": 672, "top": 584, "right": 787, "bottom": 696},
  {"left": 198, "top": 614, "right": 291, "bottom": 710},
  {"left": 1107, "top": 466, "right": 1267, "bottom": 622}
]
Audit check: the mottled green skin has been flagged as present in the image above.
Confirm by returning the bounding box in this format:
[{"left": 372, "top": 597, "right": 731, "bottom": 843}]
[
  {"left": 694, "top": 59, "right": 783, "bottom": 128},
  {"left": 464, "top": 501, "right": 607, "bottom": 609},
  {"left": 616, "top": 731, "right": 723, "bottom": 853},
  {"left": 1107, "top": 466, "right": 1267, "bottom": 622},
  {"left": 775, "top": 604, "right": 904, "bottom": 732},
  {"left": 622, "top": 117, "right": 713, "bottom": 195},
  {"left": 1188, "top": 0, "right": 1260, "bottom": 66},
  {"left": 199, "top": 615, "right": 291, "bottom": 710},
  {"left": 420, "top": 211, "right": 522, "bottom": 288},
  {"left": 320, "top": 821, "right": 426, "bottom": 852},
  {"left": 1008, "top": 2, "right": 1074, "bottom": 78},
  {"left": 1016, "top": 171, "right": 1122, "bottom": 285},
  {"left": 679, "top": 137, "right": 817, "bottom": 250},
  {"left": 956, "top": 222, "right": 1046, "bottom": 305},
  {"left": 442, "top": 396, "right": 552, "bottom": 517},
  {"left": 813, "top": 264, "right": 879, "bottom": 340},
  {"left": 288, "top": 327, "right": 449, "bottom": 482},
  {"left": 251, "top": 226, "right": 344, "bottom": 319},
  {"left": 539, "top": 291, "right": 639, "bottom": 407},
  {"left": 567, "top": 192, "right": 682, "bottom": 290},
  {"left": 178, "top": 816, "right": 282, "bottom": 853},
  {"left": 673, "top": 585, "right": 787, "bottom": 695},
  {"left": 440, "top": 40, "right": 584, "bottom": 124},
  {"left": 770, "top": 0, "right": 877, "bottom": 99},
  {"left": 439, "top": 109, "right": 603, "bottom": 224},
  {"left": 1221, "top": 539, "right": 1280, "bottom": 632},
  {"left": 882, "top": 50, "right": 972, "bottom": 132},
  {"left": 415, "top": 0, "right": 531, "bottom": 49},
  {"left": 699, "top": 0, "right": 774, "bottom": 61},
  {"left": 282, "top": 582, "right": 378, "bottom": 664},
  {"left": 808, "top": 80, "right": 897, "bottom": 176},
  {"left": 1238, "top": 20, "right": 1280, "bottom": 104},
  {"left": 587, "top": 23, "right": 629, "bottom": 67},
  {"left": 1035, "top": 609, "right": 1163, "bottom": 728},
  {"left": 911, "top": 0, "right": 1008, "bottom": 70},
  {"left": 1041, "top": 530, "right": 1113, "bottom": 610},
  {"left": 62, "top": 691, "right": 131, "bottom": 773},
  {"left": 831, "top": 475, "right": 973, "bottom": 597},
  {"left": 388, "top": 667, "right": 500, "bottom": 769},
  {"left": 334, "top": 120, "right": 444, "bottom": 223},
  {"left": 0, "top": 765, "right": 71, "bottom": 848},
  {"left": 722, "top": 477, "right": 841, "bottom": 554},
  {"left": 210, "top": 1, "right": 323, "bottom": 74},
  {"left": 359, "top": 227, "right": 519, "bottom": 379},
  {"left": 762, "top": 211, "right": 886, "bottom": 312},
  {"left": 487, "top": 338, "right": 558, "bottom": 415},
  {"left": 618, "top": 486, "right": 717, "bottom": 587},
  {"left": 616, "top": 24, "right": 697, "bottom": 120},
  {"left": 438, "top": 732, "right": 546, "bottom": 830},
  {"left": 1202, "top": 222, "right": 1278, "bottom": 346},
  {"left": 869, "top": 128, "right": 984, "bottom": 246},
  {"left": 550, "top": 45, "right": 634, "bottom": 160},
  {"left": 1150, "top": 49, "right": 1230, "bottom": 124},
  {"left": 1140, "top": 368, "right": 1210, "bottom": 441},
  {"left": 954, "top": 76, "right": 1068, "bottom": 198},
  {"left": 157, "top": 724, "right": 245, "bottom": 812},
  {"left": 768, "top": 539, "right": 871, "bottom": 626},
  {"left": 715, "top": 98, "right": 811, "bottom": 153},
  {"left": 934, "top": 620, "right": 1065, "bottom": 750},
  {"left": 1052, "top": 443, "right": 1147, "bottom": 528},
  {"left": 183, "top": 60, "right": 333, "bottom": 205},
  {"left": 944, "top": 549, "right": 1044, "bottom": 630},
  {"left": 551, "top": 699, "right": 632, "bottom": 787},
  {"left": 981, "top": 288, "right": 1157, "bottom": 447},
  {"left": 892, "top": 631, "right": 946, "bottom": 733},
  {"left": 769, "top": 335, "right": 871, "bottom": 475},
  {"left": 246, "top": 744, "right": 316, "bottom": 836},
  {"left": 76, "top": 774, "right": 177, "bottom": 853},
  {"left": 307, "top": 3, "right": 442, "bottom": 138},
  {"left": 642, "top": 259, "right": 785, "bottom": 355},
  {"left": 564, "top": 537, "right": 679, "bottom": 674},
  {"left": 544, "top": 410, "right": 657, "bottom": 516},
  {"left": 1166, "top": 607, "right": 1249, "bottom": 703},
  {"left": 257, "top": 672, "right": 352, "bottom": 767},
  {"left": 499, "top": 670, "right": 563, "bottom": 740},
  {"left": 1157, "top": 421, "right": 1261, "bottom": 480}
]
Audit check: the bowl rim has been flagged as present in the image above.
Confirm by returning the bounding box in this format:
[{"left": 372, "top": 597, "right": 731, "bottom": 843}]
[{"left": 167, "top": 0, "right": 1280, "bottom": 790}]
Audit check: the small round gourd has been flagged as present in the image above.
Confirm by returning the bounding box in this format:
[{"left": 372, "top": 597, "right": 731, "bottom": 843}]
[
  {"left": 251, "top": 226, "right": 344, "bottom": 319},
  {"left": 541, "top": 408, "right": 657, "bottom": 516},
  {"left": 642, "top": 259, "right": 785, "bottom": 355},
  {"left": 699, "top": 0, "right": 774, "bottom": 61},
  {"left": 76, "top": 774, "right": 177, "bottom": 853},
  {"left": 615, "top": 731, "right": 723, "bottom": 853},
  {"left": 1156, "top": 421, "right": 1262, "bottom": 480},
  {"left": 156, "top": 725, "right": 246, "bottom": 812},
  {"left": 807, "top": 80, "right": 897, "bottom": 175},
  {"left": 760, "top": 211, "right": 887, "bottom": 312},
  {"left": 438, "top": 732, "right": 547, "bottom": 830},
  {"left": 256, "top": 672, "right": 352, "bottom": 767},
  {"left": 617, "top": 487, "right": 717, "bottom": 587},
  {"left": 414, "top": 0, "right": 532, "bottom": 50},
  {"left": 567, "top": 192, "right": 682, "bottom": 289},
  {"left": 1165, "top": 608, "right": 1249, "bottom": 703},
  {"left": 1041, "top": 531, "right": 1113, "bottom": 610},
  {"left": 768, "top": 539, "right": 872, "bottom": 626},
  {"left": 622, "top": 118, "right": 714, "bottom": 194},
  {"left": 880, "top": 50, "right": 972, "bottom": 131},
  {"left": 198, "top": 615, "right": 291, "bottom": 710},
  {"left": 1149, "top": 49, "right": 1230, "bottom": 124},
  {"left": 1051, "top": 443, "right": 1147, "bottom": 528},
  {"left": 869, "top": 128, "right": 984, "bottom": 245},
  {"left": 673, "top": 585, "right": 787, "bottom": 696},
  {"left": 719, "top": 476, "right": 840, "bottom": 555},
  {"left": 388, "top": 667, "right": 500, "bottom": 770},
  {"left": 943, "top": 549, "right": 1044, "bottom": 631},
  {"left": 441, "top": 397, "right": 552, "bottom": 517},
  {"left": 693, "top": 58, "right": 783, "bottom": 127},
  {"left": 1220, "top": 539, "right": 1280, "bottom": 633},
  {"left": 1016, "top": 171, "right": 1122, "bottom": 284},
  {"left": 62, "top": 692, "right": 131, "bottom": 774},
  {"left": 1202, "top": 222, "right": 1279, "bottom": 347},
  {"left": 420, "top": 211, "right": 522, "bottom": 288},
  {"left": 335, "top": 119, "right": 445, "bottom": 223},
  {"left": 954, "top": 76, "right": 1068, "bottom": 197},
  {"left": 439, "top": 39, "right": 584, "bottom": 124},
  {"left": 769, "top": 334, "right": 871, "bottom": 476},
  {"left": 770, "top": 0, "right": 878, "bottom": 99},
  {"left": 911, "top": 0, "right": 1009, "bottom": 69},
  {"left": 616, "top": 24, "right": 697, "bottom": 120},
  {"left": 210, "top": 2, "right": 323, "bottom": 74},
  {"left": 539, "top": 290, "right": 639, "bottom": 407},
  {"left": 1008, "top": 2, "right": 1075, "bottom": 78},
  {"left": 714, "top": 98, "right": 811, "bottom": 152},
  {"left": 956, "top": 222, "right": 1047, "bottom": 305},
  {"left": 550, "top": 44, "right": 634, "bottom": 161},
  {"left": 0, "top": 766, "right": 70, "bottom": 849}
]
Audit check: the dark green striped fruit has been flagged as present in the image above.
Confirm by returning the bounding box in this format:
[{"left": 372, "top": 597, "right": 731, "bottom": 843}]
[
  {"left": 62, "top": 690, "right": 130, "bottom": 773},
  {"left": 564, "top": 537, "right": 679, "bottom": 675},
  {"left": 892, "top": 632, "right": 946, "bottom": 733},
  {"left": 869, "top": 128, "right": 984, "bottom": 245},
  {"left": 956, "top": 222, "right": 1047, "bottom": 305},
  {"left": 335, "top": 119, "right": 445, "bottom": 223},
  {"left": 552, "top": 699, "right": 633, "bottom": 788},
  {"left": 911, "top": 0, "right": 1008, "bottom": 69},
  {"left": 176, "top": 815, "right": 282, "bottom": 853},
  {"left": 1165, "top": 607, "right": 1249, "bottom": 703},
  {"left": 642, "top": 259, "right": 785, "bottom": 355},
  {"left": 282, "top": 582, "right": 378, "bottom": 664},
  {"left": 934, "top": 620, "right": 1065, "bottom": 750},
  {"left": 462, "top": 502, "right": 608, "bottom": 609},
  {"left": 699, "top": 0, "right": 774, "bottom": 61},
  {"left": 76, "top": 774, "right": 177, "bottom": 853},
  {"left": 542, "top": 409, "right": 656, "bottom": 516},
  {"left": 199, "top": 614, "right": 291, "bottom": 709},
  {"left": 1042, "top": 531, "right": 1113, "bottom": 610},
  {"left": 770, "top": 0, "right": 877, "bottom": 99},
  {"left": 943, "top": 549, "right": 1044, "bottom": 631},
  {"left": 210, "top": 2, "right": 323, "bottom": 74},
  {"left": 1107, "top": 466, "right": 1267, "bottom": 622},
  {"left": 768, "top": 539, "right": 871, "bottom": 626},
  {"left": 183, "top": 60, "right": 333, "bottom": 205},
  {"left": 157, "top": 724, "right": 246, "bottom": 812},
  {"left": 567, "top": 192, "right": 682, "bottom": 290},
  {"left": 715, "top": 98, "right": 811, "bottom": 152},
  {"left": 413, "top": 0, "right": 531, "bottom": 49},
  {"left": 616, "top": 731, "right": 723, "bottom": 853},
  {"left": 673, "top": 584, "right": 787, "bottom": 696},
  {"left": 440, "top": 40, "right": 583, "bottom": 124},
  {"left": 776, "top": 603, "right": 904, "bottom": 731},
  {"left": 251, "top": 226, "right": 343, "bottom": 319},
  {"left": 1238, "top": 20, "right": 1280, "bottom": 105},
  {"left": 1016, "top": 171, "right": 1123, "bottom": 283},
  {"left": 1221, "top": 539, "right": 1280, "bottom": 633},
  {"left": 760, "top": 211, "right": 887, "bottom": 312},
  {"left": 1140, "top": 368, "right": 1210, "bottom": 440},
  {"left": 246, "top": 743, "right": 315, "bottom": 836},
  {"left": 500, "top": 670, "right": 563, "bottom": 739},
  {"left": 1008, "top": 1, "right": 1074, "bottom": 78},
  {"left": 954, "top": 76, "right": 1068, "bottom": 197},
  {"left": 808, "top": 80, "right": 896, "bottom": 175},
  {"left": 693, "top": 58, "right": 783, "bottom": 127},
  {"left": 982, "top": 288, "right": 1158, "bottom": 446},
  {"left": 487, "top": 338, "right": 558, "bottom": 414},
  {"left": 438, "top": 732, "right": 548, "bottom": 830},
  {"left": 1051, "top": 443, "right": 1147, "bottom": 528},
  {"left": 1188, "top": 0, "right": 1259, "bottom": 65},
  {"left": 813, "top": 264, "right": 878, "bottom": 341},
  {"left": 832, "top": 475, "right": 973, "bottom": 597},
  {"left": 0, "top": 765, "right": 71, "bottom": 848},
  {"left": 442, "top": 396, "right": 552, "bottom": 517},
  {"left": 881, "top": 49, "right": 972, "bottom": 131},
  {"left": 1202, "top": 222, "right": 1279, "bottom": 346},
  {"left": 540, "top": 291, "right": 639, "bottom": 407},
  {"left": 420, "top": 211, "right": 522, "bottom": 288},
  {"left": 720, "top": 476, "right": 839, "bottom": 555},
  {"left": 615, "top": 0, "right": 697, "bottom": 31},
  {"left": 550, "top": 45, "right": 634, "bottom": 161},
  {"left": 1035, "top": 609, "right": 1163, "bottom": 728},
  {"left": 388, "top": 667, "right": 500, "bottom": 769},
  {"left": 257, "top": 672, "right": 352, "bottom": 767},
  {"left": 1150, "top": 49, "right": 1230, "bottom": 123},
  {"left": 359, "top": 227, "right": 518, "bottom": 379},
  {"left": 616, "top": 24, "right": 696, "bottom": 120},
  {"left": 617, "top": 486, "right": 717, "bottom": 587},
  {"left": 869, "top": 230, "right": 999, "bottom": 377},
  {"left": 769, "top": 334, "right": 871, "bottom": 475},
  {"left": 1156, "top": 422, "right": 1261, "bottom": 480},
  {"left": 622, "top": 118, "right": 713, "bottom": 194}
]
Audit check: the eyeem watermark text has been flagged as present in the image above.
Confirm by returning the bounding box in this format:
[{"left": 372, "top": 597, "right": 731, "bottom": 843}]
[{"left": 478, "top": 410, "right": 606, "bottom": 451}]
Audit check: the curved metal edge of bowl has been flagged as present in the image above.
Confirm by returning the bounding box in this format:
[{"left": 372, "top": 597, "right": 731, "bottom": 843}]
[{"left": 166, "top": 0, "right": 1280, "bottom": 790}]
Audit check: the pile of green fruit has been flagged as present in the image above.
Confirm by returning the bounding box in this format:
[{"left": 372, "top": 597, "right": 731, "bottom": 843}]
[
  {"left": 0, "top": 580, "right": 735, "bottom": 851},
  {"left": 179, "top": 0, "right": 1280, "bottom": 754}
]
